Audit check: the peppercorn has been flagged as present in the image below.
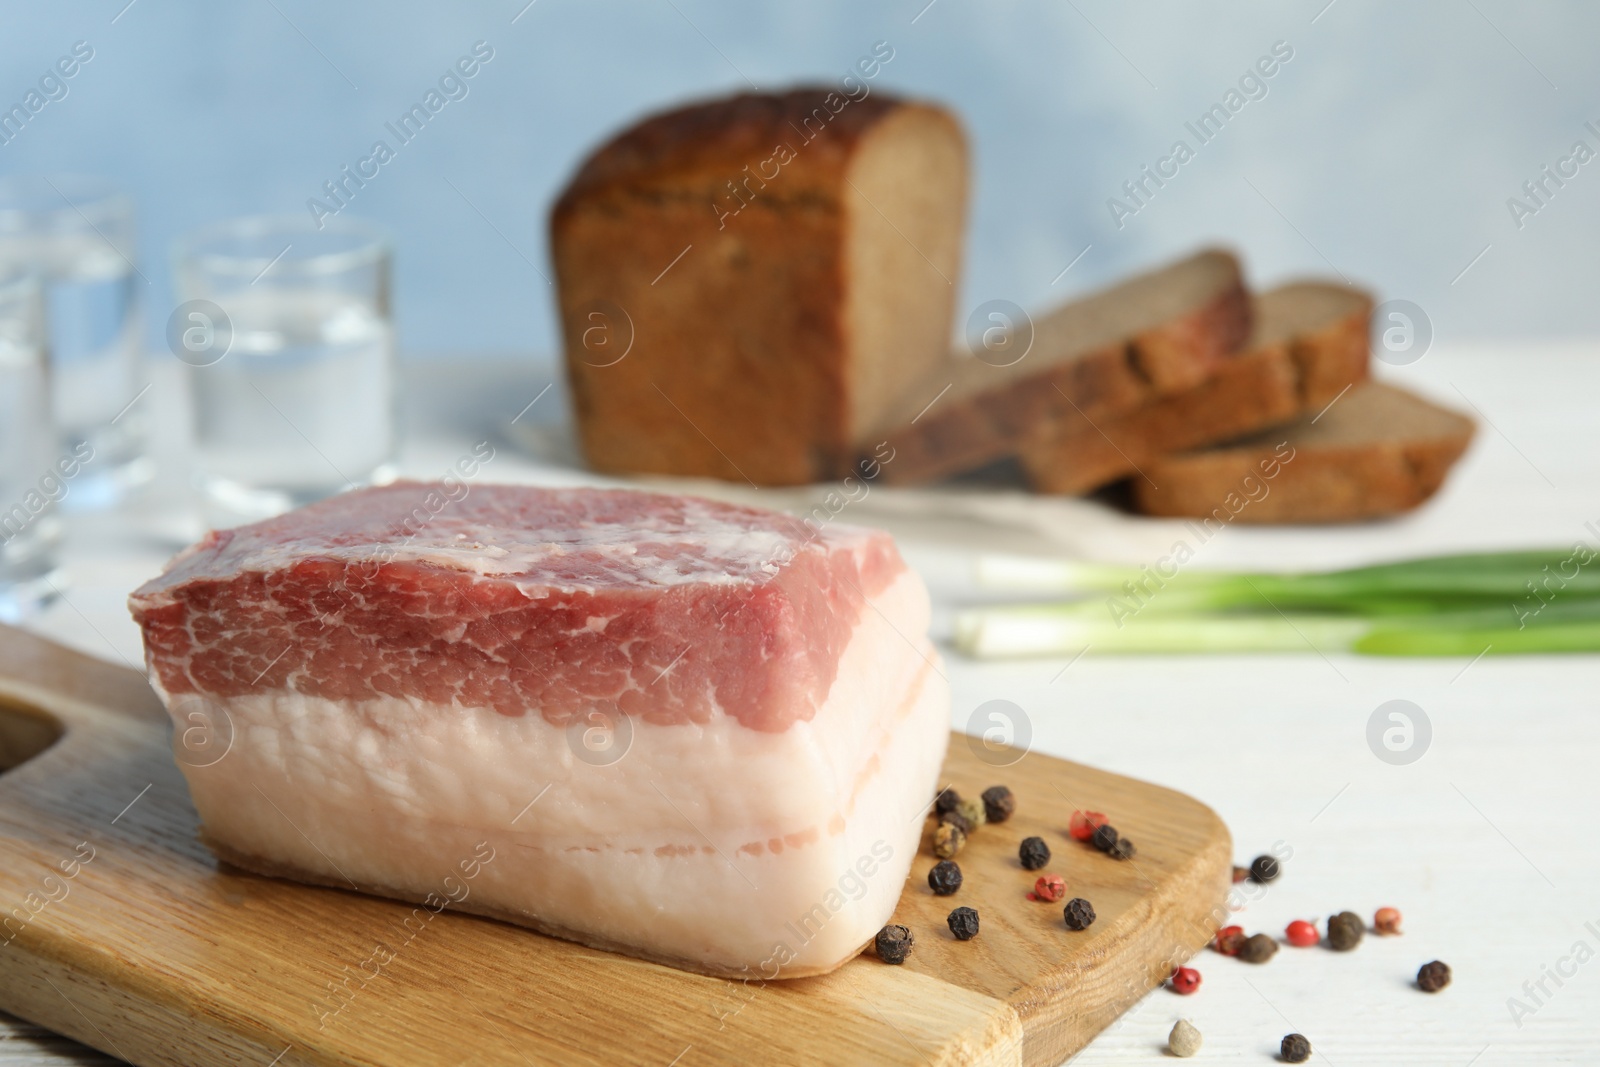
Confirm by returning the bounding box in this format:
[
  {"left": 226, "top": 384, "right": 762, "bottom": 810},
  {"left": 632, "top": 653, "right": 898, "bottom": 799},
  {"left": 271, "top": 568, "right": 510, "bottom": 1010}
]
[
  {"left": 1417, "top": 960, "right": 1452, "bottom": 993},
  {"left": 1374, "top": 906, "right": 1402, "bottom": 935},
  {"left": 927, "top": 860, "right": 963, "bottom": 896},
  {"left": 1327, "top": 910, "right": 1364, "bottom": 951},
  {"left": 1280, "top": 1033, "right": 1311, "bottom": 1063},
  {"left": 955, "top": 796, "right": 987, "bottom": 831},
  {"left": 1248, "top": 854, "right": 1280, "bottom": 883},
  {"left": 932, "top": 820, "right": 966, "bottom": 859},
  {"left": 1091, "top": 823, "right": 1119, "bottom": 852},
  {"left": 1168, "top": 1018, "right": 1202, "bottom": 1058},
  {"left": 933, "top": 787, "right": 962, "bottom": 817},
  {"left": 1170, "top": 966, "right": 1201, "bottom": 995},
  {"left": 1019, "top": 836, "right": 1051, "bottom": 870},
  {"left": 939, "top": 808, "right": 974, "bottom": 835},
  {"left": 1068, "top": 809, "right": 1108, "bottom": 842},
  {"left": 947, "top": 906, "right": 980, "bottom": 941},
  {"left": 1108, "top": 836, "right": 1136, "bottom": 861},
  {"left": 1033, "top": 873, "right": 1066, "bottom": 903},
  {"left": 1213, "top": 924, "right": 1245, "bottom": 956},
  {"left": 1062, "top": 897, "right": 1096, "bottom": 931},
  {"left": 980, "top": 785, "right": 1015, "bottom": 824},
  {"left": 1232, "top": 865, "right": 1249, "bottom": 883},
  {"left": 1285, "top": 919, "right": 1320, "bottom": 947},
  {"left": 874, "top": 924, "right": 914, "bottom": 964},
  {"left": 1238, "top": 932, "right": 1278, "bottom": 963}
]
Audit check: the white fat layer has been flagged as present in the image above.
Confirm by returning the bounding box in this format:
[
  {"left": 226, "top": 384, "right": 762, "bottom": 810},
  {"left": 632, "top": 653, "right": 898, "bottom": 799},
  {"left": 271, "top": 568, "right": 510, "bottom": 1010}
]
[{"left": 163, "top": 570, "right": 949, "bottom": 974}]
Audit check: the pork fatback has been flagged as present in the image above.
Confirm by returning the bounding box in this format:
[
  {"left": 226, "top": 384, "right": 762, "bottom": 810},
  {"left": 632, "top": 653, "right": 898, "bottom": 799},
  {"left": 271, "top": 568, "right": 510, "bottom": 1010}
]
[{"left": 129, "top": 483, "right": 948, "bottom": 978}]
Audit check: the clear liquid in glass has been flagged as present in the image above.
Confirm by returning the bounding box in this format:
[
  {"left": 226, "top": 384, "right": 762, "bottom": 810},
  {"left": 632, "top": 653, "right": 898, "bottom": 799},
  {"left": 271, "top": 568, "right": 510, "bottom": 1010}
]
[
  {"left": 190, "top": 288, "right": 395, "bottom": 522},
  {"left": 0, "top": 332, "right": 61, "bottom": 621},
  {"left": 0, "top": 232, "right": 148, "bottom": 511}
]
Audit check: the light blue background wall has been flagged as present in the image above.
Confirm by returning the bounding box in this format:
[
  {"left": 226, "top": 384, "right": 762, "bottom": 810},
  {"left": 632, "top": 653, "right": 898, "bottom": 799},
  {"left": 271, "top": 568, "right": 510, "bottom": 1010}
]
[{"left": 3, "top": 0, "right": 1596, "bottom": 357}]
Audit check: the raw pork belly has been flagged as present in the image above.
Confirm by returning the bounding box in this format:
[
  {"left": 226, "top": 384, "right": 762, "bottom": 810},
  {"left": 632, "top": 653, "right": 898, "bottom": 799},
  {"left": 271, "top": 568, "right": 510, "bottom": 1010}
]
[{"left": 129, "top": 484, "right": 948, "bottom": 977}]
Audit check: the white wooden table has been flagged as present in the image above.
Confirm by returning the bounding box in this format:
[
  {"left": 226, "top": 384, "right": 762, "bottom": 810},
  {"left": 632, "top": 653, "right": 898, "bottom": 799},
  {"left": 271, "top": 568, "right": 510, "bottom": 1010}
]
[{"left": 6, "top": 344, "right": 1597, "bottom": 1064}]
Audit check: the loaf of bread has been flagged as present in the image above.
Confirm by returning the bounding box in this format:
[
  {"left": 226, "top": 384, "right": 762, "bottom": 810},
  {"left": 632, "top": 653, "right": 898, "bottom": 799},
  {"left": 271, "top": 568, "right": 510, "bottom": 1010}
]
[
  {"left": 1021, "top": 281, "right": 1371, "bottom": 495},
  {"left": 551, "top": 88, "right": 968, "bottom": 485},
  {"left": 1132, "top": 381, "right": 1475, "bottom": 523},
  {"left": 869, "top": 249, "right": 1251, "bottom": 486}
]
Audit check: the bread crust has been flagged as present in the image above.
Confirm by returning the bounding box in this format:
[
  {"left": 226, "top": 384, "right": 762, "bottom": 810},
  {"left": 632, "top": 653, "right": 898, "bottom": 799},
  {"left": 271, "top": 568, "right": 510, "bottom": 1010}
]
[
  {"left": 1023, "top": 283, "right": 1372, "bottom": 495},
  {"left": 1132, "top": 382, "right": 1475, "bottom": 523},
  {"left": 552, "top": 88, "right": 965, "bottom": 486},
  {"left": 871, "top": 250, "right": 1251, "bottom": 486}
]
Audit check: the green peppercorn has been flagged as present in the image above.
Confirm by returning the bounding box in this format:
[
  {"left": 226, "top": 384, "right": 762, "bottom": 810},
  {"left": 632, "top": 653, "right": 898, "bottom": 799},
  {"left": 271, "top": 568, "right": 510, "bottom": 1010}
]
[
  {"left": 1417, "top": 960, "right": 1452, "bottom": 992},
  {"left": 934, "top": 788, "right": 961, "bottom": 817},
  {"left": 875, "top": 924, "right": 914, "bottom": 964},
  {"left": 1108, "top": 836, "right": 1136, "bottom": 861},
  {"left": 955, "top": 796, "right": 987, "bottom": 831},
  {"left": 980, "top": 785, "right": 1015, "bottom": 823},
  {"left": 1249, "top": 854, "right": 1280, "bottom": 883},
  {"left": 1062, "top": 897, "right": 1096, "bottom": 931},
  {"left": 1327, "top": 910, "right": 1364, "bottom": 951},
  {"left": 947, "top": 906, "right": 980, "bottom": 941},
  {"left": 933, "top": 820, "right": 965, "bottom": 859},
  {"left": 1019, "top": 836, "right": 1051, "bottom": 870},
  {"left": 928, "top": 859, "right": 963, "bottom": 896},
  {"left": 1238, "top": 932, "right": 1278, "bottom": 963},
  {"left": 1091, "top": 823, "right": 1119, "bottom": 852},
  {"left": 1280, "top": 1033, "right": 1311, "bottom": 1063}
]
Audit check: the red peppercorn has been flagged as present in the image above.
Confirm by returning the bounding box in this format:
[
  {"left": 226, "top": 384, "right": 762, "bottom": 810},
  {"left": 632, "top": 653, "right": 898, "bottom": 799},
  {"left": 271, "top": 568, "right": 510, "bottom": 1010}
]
[
  {"left": 1375, "top": 906, "right": 1402, "bottom": 935},
  {"left": 1033, "top": 873, "right": 1066, "bottom": 903},
  {"left": 1170, "top": 966, "right": 1201, "bottom": 995},
  {"left": 1068, "top": 810, "right": 1108, "bottom": 842},
  {"left": 1213, "top": 924, "right": 1245, "bottom": 956},
  {"left": 1285, "top": 919, "right": 1320, "bottom": 947}
]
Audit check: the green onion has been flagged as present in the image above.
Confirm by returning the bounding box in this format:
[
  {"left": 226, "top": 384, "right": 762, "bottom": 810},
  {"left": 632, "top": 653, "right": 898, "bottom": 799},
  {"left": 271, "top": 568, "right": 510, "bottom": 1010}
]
[{"left": 957, "top": 548, "right": 1600, "bottom": 657}]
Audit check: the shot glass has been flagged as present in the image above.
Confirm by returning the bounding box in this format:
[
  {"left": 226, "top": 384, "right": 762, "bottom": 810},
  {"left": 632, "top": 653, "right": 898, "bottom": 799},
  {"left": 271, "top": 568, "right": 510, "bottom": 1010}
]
[
  {"left": 0, "top": 175, "right": 149, "bottom": 512},
  {"left": 0, "top": 267, "right": 63, "bottom": 622},
  {"left": 172, "top": 215, "right": 396, "bottom": 522}
]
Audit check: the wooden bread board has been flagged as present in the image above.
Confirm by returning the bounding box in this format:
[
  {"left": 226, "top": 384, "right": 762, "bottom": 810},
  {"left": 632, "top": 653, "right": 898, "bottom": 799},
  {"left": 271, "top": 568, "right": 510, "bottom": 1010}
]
[{"left": 0, "top": 626, "right": 1230, "bottom": 1066}]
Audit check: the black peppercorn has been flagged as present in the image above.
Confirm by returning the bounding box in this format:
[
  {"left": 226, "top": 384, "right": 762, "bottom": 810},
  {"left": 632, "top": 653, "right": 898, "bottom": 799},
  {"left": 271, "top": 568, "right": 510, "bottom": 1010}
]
[
  {"left": 928, "top": 859, "right": 963, "bottom": 896},
  {"left": 1238, "top": 932, "right": 1279, "bottom": 963},
  {"left": 1091, "top": 824, "right": 1119, "bottom": 852},
  {"left": 939, "top": 808, "right": 973, "bottom": 835},
  {"left": 875, "top": 924, "right": 914, "bottom": 964},
  {"left": 947, "top": 906, "right": 980, "bottom": 941},
  {"left": 1417, "top": 960, "right": 1452, "bottom": 992},
  {"left": 1019, "top": 836, "right": 1051, "bottom": 870},
  {"left": 1108, "top": 836, "right": 1136, "bottom": 861},
  {"left": 1249, "top": 854, "right": 1280, "bottom": 883},
  {"left": 1062, "top": 897, "right": 1096, "bottom": 931},
  {"left": 1280, "top": 1032, "right": 1311, "bottom": 1063},
  {"left": 1327, "top": 911, "right": 1364, "bottom": 952},
  {"left": 980, "top": 785, "right": 1016, "bottom": 824},
  {"left": 934, "top": 788, "right": 962, "bottom": 817}
]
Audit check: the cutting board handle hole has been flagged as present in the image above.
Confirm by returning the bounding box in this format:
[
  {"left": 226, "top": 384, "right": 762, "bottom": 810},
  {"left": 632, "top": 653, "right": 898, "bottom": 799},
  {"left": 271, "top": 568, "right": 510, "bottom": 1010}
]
[{"left": 0, "top": 698, "right": 64, "bottom": 773}]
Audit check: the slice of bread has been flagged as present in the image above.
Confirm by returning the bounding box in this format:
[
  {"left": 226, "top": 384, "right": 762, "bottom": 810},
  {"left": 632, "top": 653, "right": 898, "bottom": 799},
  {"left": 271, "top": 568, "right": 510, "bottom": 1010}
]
[
  {"left": 1021, "top": 281, "right": 1372, "bottom": 495},
  {"left": 1132, "top": 381, "right": 1475, "bottom": 524},
  {"left": 551, "top": 88, "right": 968, "bottom": 486},
  {"left": 869, "top": 249, "right": 1250, "bottom": 486}
]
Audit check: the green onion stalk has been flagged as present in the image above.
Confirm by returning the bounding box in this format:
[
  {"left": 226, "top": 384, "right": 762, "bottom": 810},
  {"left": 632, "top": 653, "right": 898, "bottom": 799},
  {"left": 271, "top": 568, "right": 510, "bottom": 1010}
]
[{"left": 956, "top": 549, "right": 1600, "bottom": 658}]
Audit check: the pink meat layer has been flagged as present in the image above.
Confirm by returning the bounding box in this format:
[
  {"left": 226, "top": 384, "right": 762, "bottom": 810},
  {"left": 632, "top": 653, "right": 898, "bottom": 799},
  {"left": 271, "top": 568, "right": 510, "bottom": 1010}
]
[{"left": 129, "top": 484, "right": 905, "bottom": 732}]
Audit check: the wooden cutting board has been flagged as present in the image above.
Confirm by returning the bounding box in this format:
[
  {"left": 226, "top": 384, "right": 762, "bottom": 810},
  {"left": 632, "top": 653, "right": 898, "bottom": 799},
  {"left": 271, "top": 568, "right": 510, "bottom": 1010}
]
[{"left": 0, "top": 626, "right": 1230, "bottom": 1067}]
